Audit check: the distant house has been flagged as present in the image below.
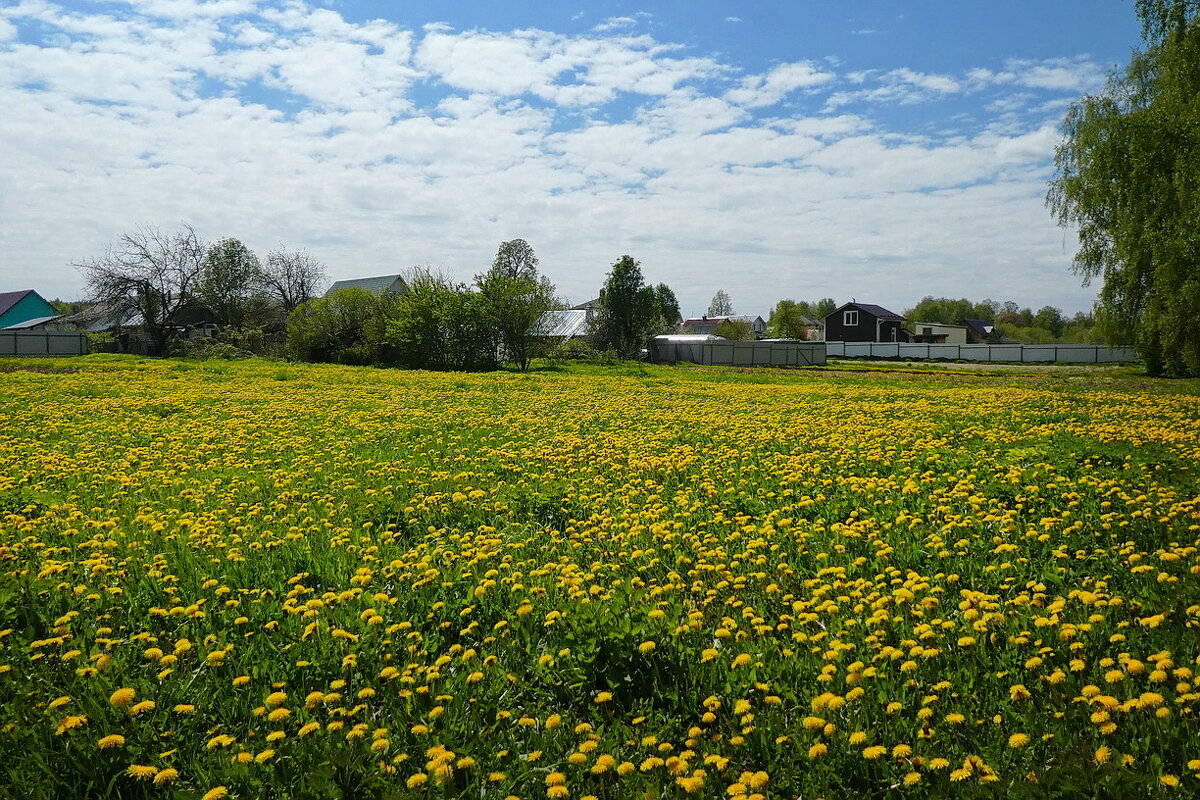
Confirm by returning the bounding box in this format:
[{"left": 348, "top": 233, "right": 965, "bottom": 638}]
[
  {"left": 682, "top": 315, "right": 767, "bottom": 337},
  {"left": 798, "top": 314, "right": 824, "bottom": 340},
  {"left": 0, "top": 290, "right": 60, "bottom": 330},
  {"left": 325, "top": 274, "right": 408, "bottom": 296},
  {"left": 58, "top": 300, "right": 139, "bottom": 333},
  {"left": 823, "top": 302, "right": 906, "bottom": 343},
  {"left": 908, "top": 322, "right": 968, "bottom": 345},
  {"left": 963, "top": 318, "right": 1000, "bottom": 344}
]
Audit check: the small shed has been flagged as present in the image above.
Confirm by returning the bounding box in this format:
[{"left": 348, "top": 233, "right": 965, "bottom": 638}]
[
  {"left": 823, "top": 302, "right": 906, "bottom": 343},
  {"left": 325, "top": 275, "right": 408, "bottom": 296},
  {"left": 0, "top": 290, "right": 59, "bottom": 330}
]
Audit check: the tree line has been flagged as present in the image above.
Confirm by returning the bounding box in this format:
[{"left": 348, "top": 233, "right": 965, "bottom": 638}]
[
  {"left": 76, "top": 227, "right": 682, "bottom": 371},
  {"left": 903, "top": 296, "right": 1108, "bottom": 344}
]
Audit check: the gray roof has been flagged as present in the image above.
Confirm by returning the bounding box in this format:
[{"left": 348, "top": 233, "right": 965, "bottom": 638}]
[
  {"left": 60, "top": 301, "right": 140, "bottom": 332},
  {"left": 534, "top": 309, "right": 590, "bottom": 339},
  {"left": 325, "top": 275, "right": 407, "bottom": 296},
  {"left": 828, "top": 302, "right": 906, "bottom": 322},
  {"left": 2, "top": 315, "right": 61, "bottom": 330}
]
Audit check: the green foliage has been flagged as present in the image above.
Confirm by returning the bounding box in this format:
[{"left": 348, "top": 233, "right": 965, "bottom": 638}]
[
  {"left": 652, "top": 283, "right": 681, "bottom": 327},
  {"left": 388, "top": 269, "right": 497, "bottom": 371},
  {"left": 707, "top": 289, "right": 733, "bottom": 317},
  {"left": 711, "top": 318, "right": 755, "bottom": 340},
  {"left": 199, "top": 238, "right": 264, "bottom": 329},
  {"left": 1049, "top": 1, "right": 1200, "bottom": 375},
  {"left": 767, "top": 299, "right": 810, "bottom": 339},
  {"left": 166, "top": 337, "right": 255, "bottom": 360},
  {"left": 904, "top": 296, "right": 1000, "bottom": 326},
  {"left": 591, "top": 256, "right": 667, "bottom": 358},
  {"left": 477, "top": 240, "right": 560, "bottom": 371},
  {"left": 285, "top": 288, "right": 396, "bottom": 366}
]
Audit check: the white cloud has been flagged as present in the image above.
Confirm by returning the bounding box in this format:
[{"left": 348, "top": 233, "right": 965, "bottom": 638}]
[
  {"left": 725, "top": 61, "right": 835, "bottom": 107},
  {"left": 0, "top": 2, "right": 1104, "bottom": 316}
]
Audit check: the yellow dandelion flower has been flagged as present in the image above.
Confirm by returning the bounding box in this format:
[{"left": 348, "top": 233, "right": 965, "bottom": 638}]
[
  {"left": 153, "top": 769, "right": 179, "bottom": 786},
  {"left": 1009, "top": 733, "right": 1030, "bottom": 748},
  {"left": 48, "top": 696, "right": 72, "bottom": 710},
  {"left": 127, "top": 765, "right": 158, "bottom": 780},
  {"left": 594, "top": 691, "right": 612, "bottom": 704},
  {"left": 55, "top": 715, "right": 87, "bottom": 735},
  {"left": 109, "top": 688, "right": 136, "bottom": 707},
  {"left": 1094, "top": 746, "right": 1111, "bottom": 765},
  {"left": 98, "top": 734, "right": 125, "bottom": 749},
  {"left": 638, "top": 641, "right": 656, "bottom": 654},
  {"left": 863, "top": 746, "right": 887, "bottom": 760},
  {"left": 200, "top": 787, "right": 228, "bottom": 800},
  {"left": 732, "top": 653, "right": 752, "bottom": 668},
  {"left": 1161, "top": 775, "right": 1179, "bottom": 787},
  {"left": 129, "top": 700, "right": 155, "bottom": 715}
]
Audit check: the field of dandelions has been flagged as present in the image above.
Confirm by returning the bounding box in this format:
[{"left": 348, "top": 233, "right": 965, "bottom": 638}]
[{"left": 1, "top": 357, "right": 1198, "bottom": 800}]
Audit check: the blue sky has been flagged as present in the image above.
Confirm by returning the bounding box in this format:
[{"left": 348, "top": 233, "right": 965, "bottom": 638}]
[{"left": 0, "top": 1, "right": 1146, "bottom": 316}]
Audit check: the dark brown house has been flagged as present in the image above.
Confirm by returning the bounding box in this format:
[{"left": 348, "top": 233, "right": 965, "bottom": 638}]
[{"left": 823, "top": 302, "right": 906, "bottom": 342}]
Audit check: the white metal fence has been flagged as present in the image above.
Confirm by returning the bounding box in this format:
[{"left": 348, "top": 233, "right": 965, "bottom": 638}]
[
  {"left": 652, "top": 340, "right": 826, "bottom": 367},
  {"left": 825, "top": 341, "right": 1137, "bottom": 363},
  {"left": 0, "top": 330, "right": 88, "bottom": 356}
]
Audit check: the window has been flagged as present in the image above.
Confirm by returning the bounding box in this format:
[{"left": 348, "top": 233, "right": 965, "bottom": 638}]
[
  {"left": 843, "top": 310, "right": 859, "bottom": 326},
  {"left": 923, "top": 327, "right": 933, "bottom": 336},
  {"left": 891, "top": 327, "right": 897, "bottom": 342}
]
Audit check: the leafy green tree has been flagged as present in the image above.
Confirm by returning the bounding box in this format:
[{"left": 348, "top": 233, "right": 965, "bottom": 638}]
[
  {"left": 652, "top": 284, "right": 681, "bottom": 328},
  {"left": 1048, "top": 0, "right": 1200, "bottom": 375},
  {"left": 813, "top": 298, "right": 837, "bottom": 319},
  {"left": 707, "top": 290, "right": 734, "bottom": 317},
  {"left": 712, "top": 319, "right": 755, "bottom": 340},
  {"left": 199, "top": 238, "right": 263, "bottom": 329},
  {"left": 476, "top": 240, "right": 560, "bottom": 371},
  {"left": 285, "top": 288, "right": 398, "bottom": 365},
  {"left": 591, "top": 256, "right": 663, "bottom": 358},
  {"left": 767, "top": 299, "right": 810, "bottom": 339},
  {"left": 1032, "top": 306, "right": 1067, "bottom": 338},
  {"left": 390, "top": 269, "right": 497, "bottom": 371}
]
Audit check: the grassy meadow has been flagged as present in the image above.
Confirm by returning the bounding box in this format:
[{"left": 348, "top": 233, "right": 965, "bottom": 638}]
[{"left": 1, "top": 357, "right": 1199, "bottom": 800}]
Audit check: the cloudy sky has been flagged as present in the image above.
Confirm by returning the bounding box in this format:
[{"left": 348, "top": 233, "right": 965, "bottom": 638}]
[{"left": 1, "top": 1, "right": 1143, "bottom": 317}]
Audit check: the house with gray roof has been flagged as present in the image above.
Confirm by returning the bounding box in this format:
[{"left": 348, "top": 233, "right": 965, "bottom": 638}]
[{"left": 324, "top": 274, "right": 408, "bottom": 296}]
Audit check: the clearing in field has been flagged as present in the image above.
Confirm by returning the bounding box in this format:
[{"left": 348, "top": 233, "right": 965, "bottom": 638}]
[{"left": 1, "top": 357, "right": 1199, "bottom": 799}]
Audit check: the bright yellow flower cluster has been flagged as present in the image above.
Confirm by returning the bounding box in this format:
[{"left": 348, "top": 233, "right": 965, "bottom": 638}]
[{"left": 0, "top": 357, "right": 1198, "bottom": 799}]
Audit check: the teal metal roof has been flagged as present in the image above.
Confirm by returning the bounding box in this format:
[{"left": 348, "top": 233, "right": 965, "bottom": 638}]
[{"left": 325, "top": 275, "right": 407, "bottom": 296}]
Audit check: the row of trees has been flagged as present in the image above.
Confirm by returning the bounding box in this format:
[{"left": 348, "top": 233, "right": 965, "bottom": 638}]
[
  {"left": 286, "top": 240, "right": 559, "bottom": 371},
  {"left": 903, "top": 296, "right": 1109, "bottom": 344},
  {"left": 286, "top": 245, "right": 681, "bottom": 370},
  {"left": 77, "top": 224, "right": 326, "bottom": 355}
]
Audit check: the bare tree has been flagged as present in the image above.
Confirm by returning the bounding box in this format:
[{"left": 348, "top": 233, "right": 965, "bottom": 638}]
[
  {"left": 76, "top": 223, "right": 207, "bottom": 355},
  {"left": 261, "top": 245, "right": 328, "bottom": 313}
]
